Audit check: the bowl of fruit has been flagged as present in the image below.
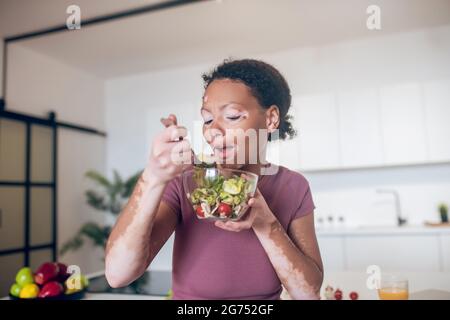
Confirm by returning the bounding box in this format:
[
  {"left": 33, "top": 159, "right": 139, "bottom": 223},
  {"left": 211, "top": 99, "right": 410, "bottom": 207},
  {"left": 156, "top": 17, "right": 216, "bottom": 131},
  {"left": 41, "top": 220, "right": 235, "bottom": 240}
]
[
  {"left": 9, "top": 262, "right": 89, "bottom": 300},
  {"left": 182, "top": 167, "right": 258, "bottom": 221}
]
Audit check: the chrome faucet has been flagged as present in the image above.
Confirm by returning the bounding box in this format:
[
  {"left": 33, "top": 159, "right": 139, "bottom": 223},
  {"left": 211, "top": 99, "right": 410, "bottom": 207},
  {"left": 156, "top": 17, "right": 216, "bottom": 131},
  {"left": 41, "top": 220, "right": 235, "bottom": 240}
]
[{"left": 376, "top": 189, "right": 407, "bottom": 226}]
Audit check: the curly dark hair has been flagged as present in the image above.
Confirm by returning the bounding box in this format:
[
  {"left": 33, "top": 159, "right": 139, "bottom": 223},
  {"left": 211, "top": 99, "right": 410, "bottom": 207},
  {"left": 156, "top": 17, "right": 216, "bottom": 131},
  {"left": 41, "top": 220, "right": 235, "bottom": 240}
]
[{"left": 202, "top": 58, "right": 296, "bottom": 141}]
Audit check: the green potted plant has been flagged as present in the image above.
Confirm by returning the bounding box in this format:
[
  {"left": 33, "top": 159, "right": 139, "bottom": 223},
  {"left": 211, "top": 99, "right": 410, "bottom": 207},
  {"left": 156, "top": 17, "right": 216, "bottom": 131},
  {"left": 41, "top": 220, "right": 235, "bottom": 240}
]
[
  {"left": 439, "top": 203, "right": 448, "bottom": 223},
  {"left": 60, "top": 169, "right": 142, "bottom": 256},
  {"left": 61, "top": 169, "right": 176, "bottom": 296},
  {"left": 60, "top": 169, "right": 153, "bottom": 293}
]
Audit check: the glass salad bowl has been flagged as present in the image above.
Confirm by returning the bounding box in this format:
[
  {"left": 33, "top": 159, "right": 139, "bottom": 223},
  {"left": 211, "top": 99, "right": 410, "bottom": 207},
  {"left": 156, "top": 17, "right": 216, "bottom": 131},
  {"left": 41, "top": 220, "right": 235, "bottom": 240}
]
[{"left": 182, "top": 167, "right": 259, "bottom": 221}]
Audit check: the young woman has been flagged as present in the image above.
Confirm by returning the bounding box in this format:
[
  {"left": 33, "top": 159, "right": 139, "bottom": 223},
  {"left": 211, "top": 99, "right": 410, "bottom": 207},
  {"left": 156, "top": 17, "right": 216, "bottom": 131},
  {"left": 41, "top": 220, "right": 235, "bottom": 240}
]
[{"left": 105, "top": 59, "right": 323, "bottom": 300}]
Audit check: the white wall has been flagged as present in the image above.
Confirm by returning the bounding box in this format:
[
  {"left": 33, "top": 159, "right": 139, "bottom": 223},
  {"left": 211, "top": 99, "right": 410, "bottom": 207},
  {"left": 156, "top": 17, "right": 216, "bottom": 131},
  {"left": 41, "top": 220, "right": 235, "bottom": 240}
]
[
  {"left": 104, "top": 63, "right": 209, "bottom": 178},
  {"left": 5, "top": 44, "right": 106, "bottom": 274},
  {"left": 258, "top": 25, "right": 450, "bottom": 95},
  {"left": 105, "top": 25, "right": 450, "bottom": 269},
  {"left": 7, "top": 44, "right": 106, "bottom": 129}
]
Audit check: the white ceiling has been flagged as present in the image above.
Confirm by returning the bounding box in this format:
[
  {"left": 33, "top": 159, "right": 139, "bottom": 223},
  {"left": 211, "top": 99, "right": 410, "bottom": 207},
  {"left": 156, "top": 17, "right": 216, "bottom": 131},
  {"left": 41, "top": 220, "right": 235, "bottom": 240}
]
[
  {"left": 2, "top": 0, "right": 450, "bottom": 79},
  {"left": 0, "top": 0, "right": 168, "bottom": 37}
]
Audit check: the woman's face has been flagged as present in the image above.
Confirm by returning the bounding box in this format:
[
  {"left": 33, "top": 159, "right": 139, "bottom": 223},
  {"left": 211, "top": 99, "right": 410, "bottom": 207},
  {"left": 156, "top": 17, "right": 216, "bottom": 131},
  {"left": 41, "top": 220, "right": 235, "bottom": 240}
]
[{"left": 201, "top": 79, "right": 279, "bottom": 169}]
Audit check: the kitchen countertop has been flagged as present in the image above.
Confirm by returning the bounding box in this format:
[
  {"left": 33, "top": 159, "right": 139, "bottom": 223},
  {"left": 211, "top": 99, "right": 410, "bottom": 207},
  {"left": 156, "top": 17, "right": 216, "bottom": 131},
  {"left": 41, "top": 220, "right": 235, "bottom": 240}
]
[
  {"left": 318, "top": 271, "right": 450, "bottom": 300},
  {"left": 316, "top": 225, "right": 450, "bottom": 236},
  {"left": 80, "top": 271, "right": 450, "bottom": 300},
  {"left": 3, "top": 270, "right": 449, "bottom": 300},
  {"left": 81, "top": 271, "right": 450, "bottom": 300}
]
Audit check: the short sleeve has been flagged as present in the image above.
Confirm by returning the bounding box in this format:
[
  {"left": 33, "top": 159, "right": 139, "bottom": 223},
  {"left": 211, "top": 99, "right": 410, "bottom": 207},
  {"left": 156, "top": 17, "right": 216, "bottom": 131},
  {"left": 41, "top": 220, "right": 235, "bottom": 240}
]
[
  {"left": 292, "top": 183, "right": 316, "bottom": 221},
  {"left": 161, "top": 177, "right": 182, "bottom": 221}
]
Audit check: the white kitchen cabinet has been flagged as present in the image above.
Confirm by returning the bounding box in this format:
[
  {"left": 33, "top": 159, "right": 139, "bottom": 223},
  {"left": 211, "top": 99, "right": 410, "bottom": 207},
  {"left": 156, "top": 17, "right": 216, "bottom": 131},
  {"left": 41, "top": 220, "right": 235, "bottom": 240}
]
[
  {"left": 284, "top": 82, "right": 450, "bottom": 172},
  {"left": 441, "top": 235, "right": 450, "bottom": 272},
  {"left": 294, "top": 93, "right": 340, "bottom": 170},
  {"left": 337, "top": 88, "right": 383, "bottom": 167},
  {"left": 423, "top": 80, "right": 450, "bottom": 162},
  {"left": 317, "top": 229, "right": 449, "bottom": 273},
  {"left": 379, "top": 83, "right": 428, "bottom": 165},
  {"left": 266, "top": 138, "right": 301, "bottom": 169},
  {"left": 317, "top": 236, "right": 346, "bottom": 271},
  {"left": 344, "top": 234, "right": 440, "bottom": 272}
]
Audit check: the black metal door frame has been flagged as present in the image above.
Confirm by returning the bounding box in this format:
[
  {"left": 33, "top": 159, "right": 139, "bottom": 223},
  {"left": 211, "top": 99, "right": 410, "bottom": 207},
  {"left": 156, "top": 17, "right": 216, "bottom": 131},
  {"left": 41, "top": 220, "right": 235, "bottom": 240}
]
[{"left": 0, "top": 110, "right": 58, "bottom": 265}]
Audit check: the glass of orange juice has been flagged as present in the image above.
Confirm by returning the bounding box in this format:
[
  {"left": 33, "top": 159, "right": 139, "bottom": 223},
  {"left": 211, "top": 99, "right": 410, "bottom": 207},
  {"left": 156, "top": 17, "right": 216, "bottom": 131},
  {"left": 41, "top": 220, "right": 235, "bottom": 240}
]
[{"left": 378, "top": 274, "right": 409, "bottom": 300}]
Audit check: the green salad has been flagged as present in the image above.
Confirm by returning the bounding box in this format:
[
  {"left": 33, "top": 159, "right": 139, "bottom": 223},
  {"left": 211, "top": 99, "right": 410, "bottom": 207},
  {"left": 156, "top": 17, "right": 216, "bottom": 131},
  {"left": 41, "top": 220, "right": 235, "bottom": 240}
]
[{"left": 189, "top": 169, "right": 251, "bottom": 219}]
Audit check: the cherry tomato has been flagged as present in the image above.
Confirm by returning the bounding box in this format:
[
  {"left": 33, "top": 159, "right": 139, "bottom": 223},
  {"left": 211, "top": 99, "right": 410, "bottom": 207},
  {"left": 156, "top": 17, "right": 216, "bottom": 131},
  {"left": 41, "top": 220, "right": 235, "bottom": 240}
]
[
  {"left": 349, "top": 291, "right": 359, "bottom": 300},
  {"left": 334, "top": 289, "right": 343, "bottom": 300},
  {"left": 217, "top": 203, "right": 232, "bottom": 217},
  {"left": 195, "top": 206, "right": 205, "bottom": 218}
]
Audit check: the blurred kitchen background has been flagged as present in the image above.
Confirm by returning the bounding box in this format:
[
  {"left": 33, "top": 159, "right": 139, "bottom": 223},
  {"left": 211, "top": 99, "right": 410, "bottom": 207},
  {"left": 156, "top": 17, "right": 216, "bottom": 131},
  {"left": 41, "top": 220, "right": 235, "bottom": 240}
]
[{"left": 0, "top": 0, "right": 450, "bottom": 297}]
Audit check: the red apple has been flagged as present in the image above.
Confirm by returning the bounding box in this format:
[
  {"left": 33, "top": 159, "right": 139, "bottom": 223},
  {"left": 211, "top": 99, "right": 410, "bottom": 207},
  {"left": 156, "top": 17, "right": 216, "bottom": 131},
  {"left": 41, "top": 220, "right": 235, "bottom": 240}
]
[
  {"left": 38, "top": 281, "right": 64, "bottom": 298},
  {"left": 55, "top": 262, "right": 70, "bottom": 282},
  {"left": 34, "top": 262, "right": 59, "bottom": 285}
]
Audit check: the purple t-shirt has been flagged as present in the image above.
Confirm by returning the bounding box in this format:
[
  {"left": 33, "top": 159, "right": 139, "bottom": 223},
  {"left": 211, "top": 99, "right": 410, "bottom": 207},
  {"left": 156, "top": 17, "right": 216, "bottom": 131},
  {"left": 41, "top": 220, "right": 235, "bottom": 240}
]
[{"left": 161, "top": 165, "right": 315, "bottom": 300}]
